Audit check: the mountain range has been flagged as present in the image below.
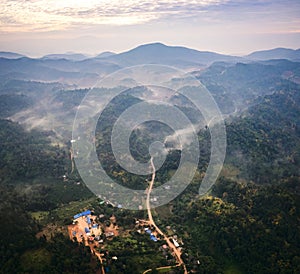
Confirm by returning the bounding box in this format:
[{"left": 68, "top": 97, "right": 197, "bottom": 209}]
[
  {"left": 0, "top": 43, "right": 299, "bottom": 87},
  {"left": 2, "top": 43, "right": 300, "bottom": 62},
  {"left": 1, "top": 42, "right": 300, "bottom": 136},
  {"left": 0, "top": 42, "right": 300, "bottom": 273}
]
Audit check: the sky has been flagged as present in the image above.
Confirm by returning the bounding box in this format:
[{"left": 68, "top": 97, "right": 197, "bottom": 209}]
[{"left": 0, "top": 0, "right": 299, "bottom": 57}]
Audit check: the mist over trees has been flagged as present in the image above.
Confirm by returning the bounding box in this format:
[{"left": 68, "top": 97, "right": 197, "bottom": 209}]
[{"left": 0, "top": 46, "right": 300, "bottom": 273}]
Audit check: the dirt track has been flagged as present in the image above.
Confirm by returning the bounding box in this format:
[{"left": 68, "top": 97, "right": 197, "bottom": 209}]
[{"left": 145, "top": 158, "right": 188, "bottom": 274}]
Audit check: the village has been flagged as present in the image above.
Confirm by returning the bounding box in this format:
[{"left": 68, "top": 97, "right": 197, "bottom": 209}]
[{"left": 68, "top": 208, "right": 185, "bottom": 274}]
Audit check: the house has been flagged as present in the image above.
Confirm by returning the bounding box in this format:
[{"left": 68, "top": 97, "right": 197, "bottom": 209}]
[
  {"left": 85, "top": 227, "right": 91, "bottom": 236},
  {"left": 172, "top": 238, "right": 180, "bottom": 248},
  {"left": 150, "top": 235, "right": 158, "bottom": 242},
  {"left": 73, "top": 210, "right": 91, "bottom": 220},
  {"left": 105, "top": 231, "right": 114, "bottom": 237},
  {"left": 86, "top": 216, "right": 91, "bottom": 224}
]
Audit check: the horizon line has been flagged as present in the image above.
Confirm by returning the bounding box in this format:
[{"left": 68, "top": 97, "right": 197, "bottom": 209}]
[{"left": 0, "top": 42, "right": 299, "bottom": 59}]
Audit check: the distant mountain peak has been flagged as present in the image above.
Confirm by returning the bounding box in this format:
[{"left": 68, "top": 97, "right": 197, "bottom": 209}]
[
  {"left": 105, "top": 42, "right": 242, "bottom": 68},
  {"left": 137, "top": 42, "right": 167, "bottom": 48},
  {"left": 0, "top": 51, "right": 26, "bottom": 59},
  {"left": 42, "top": 53, "right": 88, "bottom": 61},
  {"left": 96, "top": 51, "right": 116, "bottom": 58},
  {"left": 246, "top": 48, "right": 300, "bottom": 61}
]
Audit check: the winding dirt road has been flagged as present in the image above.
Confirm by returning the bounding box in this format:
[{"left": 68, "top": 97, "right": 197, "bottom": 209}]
[{"left": 145, "top": 158, "right": 188, "bottom": 274}]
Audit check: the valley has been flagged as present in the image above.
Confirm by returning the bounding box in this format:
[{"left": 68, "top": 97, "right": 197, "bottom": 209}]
[{"left": 0, "top": 43, "right": 300, "bottom": 273}]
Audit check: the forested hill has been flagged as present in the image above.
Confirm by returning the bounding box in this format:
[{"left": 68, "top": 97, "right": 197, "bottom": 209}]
[
  {"left": 0, "top": 120, "right": 97, "bottom": 273},
  {"left": 0, "top": 119, "right": 65, "bottom": 182},
  {"left": 0, "top": 56, "right": 299, "bottom": 273},
  {"left": 166, "top": 80, "right": 300, "bottom": 273},
  {"left": 0, "top": 185, "right": 99, "bottom": 274},
  {"left": 225, "top": 80, "right": 300, "bottom": 184},
  {"left": 196, "top": 59, "right": 300, "bottom": 115}
]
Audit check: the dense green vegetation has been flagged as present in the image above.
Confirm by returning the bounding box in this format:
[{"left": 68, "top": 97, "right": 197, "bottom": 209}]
[
  {"left": 0, "top": 119, "right": 66, "bottom": 182},
  {"left": 168, "top": 178, "right": 300, "bottom": 273},
  {"left": 196, "top": 59, "right": 300, "bottom": 114},
  {"left": 0, "top": 60, "right": 300, "bottom": 273},
  {"left": 0, "top": 94, "right": 31, "bottom": 117},
  {"left": 103, "top": 233, "right": 169, "bottom": 273},
  {"left": 225, "top": 81, "right": 300, "bottom": 184},
  {"left": 0, "top": 118, "right": 93, "bottom": 209},
  {"left": 0, "top": 185, "right": 99, "bottom": 274},
  {"left": 0, "top": 117, "right": 97, "bottom": 273}
]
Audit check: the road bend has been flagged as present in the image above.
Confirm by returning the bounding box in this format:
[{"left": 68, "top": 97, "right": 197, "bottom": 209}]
[{"left": 146, "top": 157, "right": 188, "bottom": 274}]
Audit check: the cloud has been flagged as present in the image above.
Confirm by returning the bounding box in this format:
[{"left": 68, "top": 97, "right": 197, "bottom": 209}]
[
  {"left": 164, "top": 123, "right": 205, "bottom": 150},
  {"left": 0, "top": 0, "right": 227, "bottom": 32},
  {"left": 1, "top": 0, "right": 299, "bottom": 56}
]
